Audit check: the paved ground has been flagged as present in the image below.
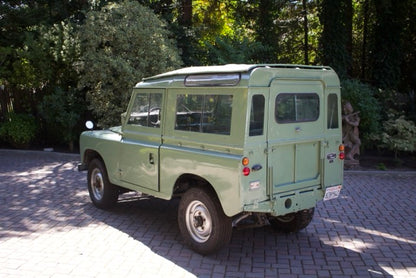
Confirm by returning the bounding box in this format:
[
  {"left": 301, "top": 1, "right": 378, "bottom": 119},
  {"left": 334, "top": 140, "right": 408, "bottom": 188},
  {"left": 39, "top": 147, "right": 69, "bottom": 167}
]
[{"left": 0, "top": 150, "right": 415, "bottom": 278}]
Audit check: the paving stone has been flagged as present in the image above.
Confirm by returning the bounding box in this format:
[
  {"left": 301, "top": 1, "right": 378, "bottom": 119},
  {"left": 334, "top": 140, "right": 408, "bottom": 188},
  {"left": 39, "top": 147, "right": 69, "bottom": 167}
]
[{"left": 0, "top": 150, "right": 415, "bottom": 277}]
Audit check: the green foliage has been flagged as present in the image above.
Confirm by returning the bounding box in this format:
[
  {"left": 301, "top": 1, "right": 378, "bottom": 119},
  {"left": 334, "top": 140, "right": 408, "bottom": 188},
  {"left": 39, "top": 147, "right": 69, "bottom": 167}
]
[
  {"left": 198, "top": 36, "right": 271, "bottom": 65},
  {"left": 369, "top": 0, "right": 406, "bottom": 89},
  {"left": 318, "top": 0, "right": 352, "bottom": 78},
  {"left": 192, "top": 0, "right": 236, "bottom": 43},
  {"left": 38, "top": 88, "right": 85, "bottom": 150},
  {"left": 0, "top": 0, "right": 414, "bottom": 153},
  {"left": 0, "top": 113, "right": 37, "bottom": 148},
  {"left": 377, "top": 163, "right": 387, "bottom": 171},
  {"left": 277, "top": 1, "right": 321, "bottom": 64},
  {"left": 78, "top": 0, "right": 182, "bottom": 128},
  {"left": 380, "top": 114, "right": 416, "bottom": 158},
  {"left": 341, "top": 79, "right": 381, "bottom": 144}
]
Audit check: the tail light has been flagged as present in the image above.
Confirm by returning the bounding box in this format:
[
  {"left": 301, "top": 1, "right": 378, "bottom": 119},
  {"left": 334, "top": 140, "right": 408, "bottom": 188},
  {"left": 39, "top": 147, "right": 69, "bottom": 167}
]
[
  {"left": 339, "top": 144, "right": 345, "bottom": 160},
  {"left": 242, "top": 157, "right": 250, "bottom": 176},
  {"left": 242, "top": 157, "right": 249, "bottom": 166},
  {"left": 243, "top": 167, "right": 251, "bottom": 176}
]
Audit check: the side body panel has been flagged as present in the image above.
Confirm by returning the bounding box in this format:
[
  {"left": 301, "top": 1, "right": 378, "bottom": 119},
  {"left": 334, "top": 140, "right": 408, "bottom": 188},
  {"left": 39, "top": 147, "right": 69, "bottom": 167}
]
[
  {"left": 79, "top": 130, "right": 122, "bottom": 184},
  {"left": 159, "top": 87, "right": 247, "bottom": 217}
]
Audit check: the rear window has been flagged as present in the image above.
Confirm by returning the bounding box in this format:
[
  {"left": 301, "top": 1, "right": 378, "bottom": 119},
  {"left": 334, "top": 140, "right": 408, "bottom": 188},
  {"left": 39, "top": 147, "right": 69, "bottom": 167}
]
[{"left": 275, "top": 93, "right": 319, "bottom": 123}]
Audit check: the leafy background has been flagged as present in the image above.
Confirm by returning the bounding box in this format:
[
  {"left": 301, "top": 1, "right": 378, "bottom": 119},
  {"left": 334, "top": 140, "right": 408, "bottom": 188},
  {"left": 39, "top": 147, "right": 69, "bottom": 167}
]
[{"left": 0, "top": 0, "right": 415, "bottom": 160}]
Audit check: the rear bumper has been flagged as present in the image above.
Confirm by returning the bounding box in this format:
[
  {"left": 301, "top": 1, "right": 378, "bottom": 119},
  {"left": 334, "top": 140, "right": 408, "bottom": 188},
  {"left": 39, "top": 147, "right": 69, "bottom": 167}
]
[{"left": 243, "top": 186, "right": 323, "bottom": 216}]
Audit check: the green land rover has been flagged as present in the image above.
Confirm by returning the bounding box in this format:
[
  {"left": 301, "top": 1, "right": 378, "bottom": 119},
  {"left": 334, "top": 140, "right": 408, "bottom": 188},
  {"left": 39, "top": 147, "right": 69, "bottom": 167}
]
[{"left": 79, "top": 64, "right": 344, "bottom": 254}]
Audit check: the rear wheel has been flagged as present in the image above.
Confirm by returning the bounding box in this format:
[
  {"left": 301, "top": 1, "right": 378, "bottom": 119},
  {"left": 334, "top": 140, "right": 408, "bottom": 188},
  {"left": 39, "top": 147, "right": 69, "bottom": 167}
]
[
  {"left": 87, "top": 159, "right": 119, "bottom": 209},
  {"left": 269, "top": 208, "right": 314, "bottom": 233},
  {"left": 178, "top": 187, "right": 232, "bottom": 255}
]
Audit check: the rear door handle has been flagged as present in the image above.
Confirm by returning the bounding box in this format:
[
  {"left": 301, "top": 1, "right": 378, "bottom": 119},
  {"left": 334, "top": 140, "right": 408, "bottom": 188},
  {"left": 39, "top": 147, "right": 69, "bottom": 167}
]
[{"left": 149, "top": 153, "right": 155, "bottom": 165}]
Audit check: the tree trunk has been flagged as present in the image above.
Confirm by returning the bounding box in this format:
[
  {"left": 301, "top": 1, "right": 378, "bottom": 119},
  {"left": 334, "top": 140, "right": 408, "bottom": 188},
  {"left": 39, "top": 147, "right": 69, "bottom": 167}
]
[
  {"left": 180, "top": 0, "right": 192, "bottom": 27},
  {"left": 344, "top": 0, "right": 353, "bottom": 76},
  {"left": 302, "top": 0, "right": 309, "bottom": 65},
  {"left": 361, "top": 0, "right": 369, "bottom": 80}
]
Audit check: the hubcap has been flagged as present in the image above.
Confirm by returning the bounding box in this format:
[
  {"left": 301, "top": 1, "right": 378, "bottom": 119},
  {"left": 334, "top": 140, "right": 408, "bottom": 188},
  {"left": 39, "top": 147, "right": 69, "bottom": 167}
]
[
  {"left": 185, "top": 200, "right": 212, "bottom": 243},
  {"left": 90, "top": 168, "right": 104, "bottom": 200}
]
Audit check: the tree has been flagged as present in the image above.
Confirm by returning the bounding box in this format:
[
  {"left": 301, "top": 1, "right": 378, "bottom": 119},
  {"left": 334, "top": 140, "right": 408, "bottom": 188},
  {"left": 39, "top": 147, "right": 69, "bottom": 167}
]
[
  {"left": 78, "top": 0, "right": 182, "bottom": 127},
  {"left": 318, "top": 0, "right": 352, "bottom": 78},
  {"left": 369, "top": 0, "right": 406, "bottom": 89},
  {"left": 277, "top": 1, "right": 320, "bottom": 65}
]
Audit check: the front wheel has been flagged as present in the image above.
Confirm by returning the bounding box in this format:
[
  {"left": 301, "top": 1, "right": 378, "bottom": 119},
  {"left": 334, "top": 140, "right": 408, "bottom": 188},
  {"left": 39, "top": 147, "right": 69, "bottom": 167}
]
[
  {"left": 178, "top": 187, "right": 232, "bottom": 255},
  {"left": 269, "top": 208, "right": 315, "bottom": 233},
  {"left": 87, "top": 159, "right": 119, "bottom": 209}
]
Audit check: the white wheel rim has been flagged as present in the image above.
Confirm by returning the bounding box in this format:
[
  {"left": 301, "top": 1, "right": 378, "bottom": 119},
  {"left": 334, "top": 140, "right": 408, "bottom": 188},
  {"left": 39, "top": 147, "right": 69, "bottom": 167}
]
[
  {"left": 185, "top": 200, "right": 212, "bottom": 243},
  {"left": 90, "top": 168, "right": 104, "bottom": 200}
]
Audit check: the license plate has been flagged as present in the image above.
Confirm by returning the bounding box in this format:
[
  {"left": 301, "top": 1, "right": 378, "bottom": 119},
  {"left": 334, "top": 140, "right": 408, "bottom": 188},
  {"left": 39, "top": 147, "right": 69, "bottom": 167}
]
[{"left": 324, "top": 185, "right": 342, "bottom": 201}]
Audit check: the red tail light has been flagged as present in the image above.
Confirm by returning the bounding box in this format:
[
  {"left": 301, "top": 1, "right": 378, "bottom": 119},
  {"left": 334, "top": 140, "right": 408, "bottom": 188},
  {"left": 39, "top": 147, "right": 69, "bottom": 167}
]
[
  {"left": 242, "top": 157, "right": 250, "bottom": 176},
  {"left": 339, "top": 144, "right": 345, "bottom": 160},
  {"left": 243, "top": 167, "right": 250, "bottom": 176}
]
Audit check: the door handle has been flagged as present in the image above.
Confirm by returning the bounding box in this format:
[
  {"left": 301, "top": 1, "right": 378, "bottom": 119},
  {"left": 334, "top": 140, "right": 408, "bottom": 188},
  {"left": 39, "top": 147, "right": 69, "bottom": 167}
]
[{"left": 149, "top": 153, "right": 155, "bottom": 165}]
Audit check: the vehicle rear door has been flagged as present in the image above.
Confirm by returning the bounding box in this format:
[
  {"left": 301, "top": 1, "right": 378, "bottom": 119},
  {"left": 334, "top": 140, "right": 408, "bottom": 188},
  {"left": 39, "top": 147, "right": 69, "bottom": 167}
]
[{"left": 267, "top": 79, "right": 324, "bottom": 197}]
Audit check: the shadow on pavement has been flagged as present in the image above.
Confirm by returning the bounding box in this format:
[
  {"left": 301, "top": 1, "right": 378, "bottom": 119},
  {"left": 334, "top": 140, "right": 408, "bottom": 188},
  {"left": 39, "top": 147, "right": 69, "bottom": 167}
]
[{"left": 1, "top": 150, "right": 415, "bottom": 277}]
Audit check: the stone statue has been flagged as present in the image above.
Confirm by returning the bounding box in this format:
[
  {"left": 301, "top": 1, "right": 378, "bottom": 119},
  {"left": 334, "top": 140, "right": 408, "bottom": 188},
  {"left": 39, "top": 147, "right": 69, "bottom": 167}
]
[{"left": 342, "top": 102, "right": 361, "bottom": 161}]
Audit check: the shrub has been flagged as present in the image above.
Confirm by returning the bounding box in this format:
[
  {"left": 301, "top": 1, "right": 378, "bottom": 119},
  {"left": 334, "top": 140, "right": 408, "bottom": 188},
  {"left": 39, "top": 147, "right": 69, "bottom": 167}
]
[
  {"left": 38, "top": 88, "right": 85, "bottom": 151},
  {"left": 341, "top": 79, "right": 381, "bottom": 147},
  {"left": 380, "top": 114, "right": 416, "bottom": 159},
  {"left": 0, "top": 113, "right": 37, "bottom": 148},
  {"left": 78, "top": 0, "right": 181, "bottom": 128}
]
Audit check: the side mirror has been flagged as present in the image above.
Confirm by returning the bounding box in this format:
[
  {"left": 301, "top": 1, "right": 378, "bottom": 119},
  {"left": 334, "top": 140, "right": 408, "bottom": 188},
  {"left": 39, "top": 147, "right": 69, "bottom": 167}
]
[{"left": 85, "top": 121, "right": 94, "bottom": 130}]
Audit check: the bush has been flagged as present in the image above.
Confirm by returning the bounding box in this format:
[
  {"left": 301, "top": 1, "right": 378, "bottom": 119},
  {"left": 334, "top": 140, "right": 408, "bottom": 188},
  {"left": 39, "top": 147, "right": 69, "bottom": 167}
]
[
  {"left": 38, "top": 88, "right": 85, "bottom": 151},
  {"left": 341, "top": 79, "right": 381, "bottom": 147},
  {"left": 379, "top": 114, "right": 416, "bottom": 159},
  {"left": 78, "top": 0, "right": 182, "bottom": 128},
  {"left": 0, "top": 113, "right": 37, "bottom": 148}
]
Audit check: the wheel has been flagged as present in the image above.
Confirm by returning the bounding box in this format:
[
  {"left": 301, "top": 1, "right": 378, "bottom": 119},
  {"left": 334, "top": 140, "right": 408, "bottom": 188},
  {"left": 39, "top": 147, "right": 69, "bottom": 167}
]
[
  {"left": 269, "top": 208, "right": 314, "bottom": 233},
  {"left": 87, "top": 158, "right": 119, "bottom": 209},
  {"left": 178, "top": 187, "right": 232, "bottom": 255}
]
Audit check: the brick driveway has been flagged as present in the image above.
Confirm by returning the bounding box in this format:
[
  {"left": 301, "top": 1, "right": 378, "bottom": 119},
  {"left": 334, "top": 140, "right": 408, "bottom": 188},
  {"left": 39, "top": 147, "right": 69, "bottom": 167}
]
[{"left": 0, "top": 150, "right": 415, "bottom": 278}]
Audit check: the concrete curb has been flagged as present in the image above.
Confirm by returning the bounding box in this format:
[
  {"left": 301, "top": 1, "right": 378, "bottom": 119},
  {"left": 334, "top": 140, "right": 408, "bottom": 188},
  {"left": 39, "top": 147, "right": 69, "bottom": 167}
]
[{"left": 345, "top": 169, "right": 416, "bottom": 175}]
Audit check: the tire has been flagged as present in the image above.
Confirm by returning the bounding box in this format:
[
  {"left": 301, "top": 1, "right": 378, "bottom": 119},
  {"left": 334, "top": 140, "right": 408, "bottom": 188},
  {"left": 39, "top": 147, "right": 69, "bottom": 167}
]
[
  {"left": 269, "top": 208, "right": 315, "bottom": 233},
  {"left": 178, "top": 187, "right": 232, "bottom": 255},
  {"left": 87, "top": 158, "right": 119, "bottom": 209}
]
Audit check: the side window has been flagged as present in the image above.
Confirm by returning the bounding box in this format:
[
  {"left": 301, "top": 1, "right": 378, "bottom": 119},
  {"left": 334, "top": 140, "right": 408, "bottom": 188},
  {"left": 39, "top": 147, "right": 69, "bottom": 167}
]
[
  {"left": 249, "top": 95, "right": 265, "bottom": 136},
  {"left": 275, "top": 93, "right": 319, "bottom": 123},
  {"left": 127, "top": 93, "right": 162, "bottom": 128},
  {"left": 175, "top": 94, "right": 233, "bottom": 135},
  {"left": 327, "top": 94, "right": 339, "bottom": 129}
]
